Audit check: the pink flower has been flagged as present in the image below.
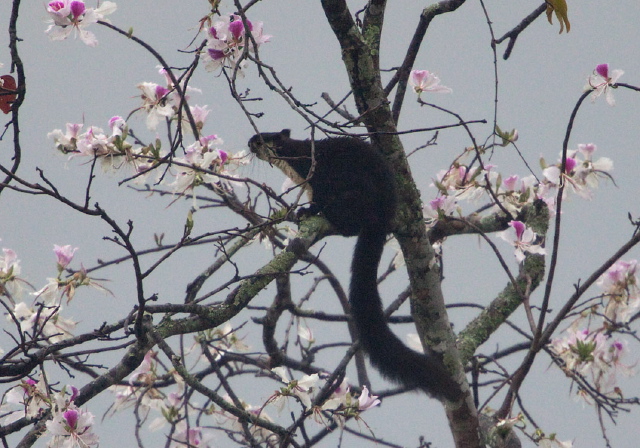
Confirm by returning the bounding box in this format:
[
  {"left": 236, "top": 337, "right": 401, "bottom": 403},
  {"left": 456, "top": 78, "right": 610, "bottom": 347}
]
[
  {"left": 229, "top": 18, "right": 252, "bottom": 40},
  {"left": 203, "top": 14, "right": 270, "bottom": 74},
  {"left": 424, "top": 195, "right": 458, "bottom": 224},
  {"left": 108, "top": 116, "right": 126, "bottom": 137},
  {"left": 3, "top": 377, "right": 49, "bottom": 424},
  {"left": 409, "top": 70, "right": 452, "bottom": 95},
  {"left": 136, "top": 82, "right": 176, "bottom": 130},
  {"left": 54, "top": 244, "right": 78, "bottom": 269},
  {"left": 63, "top": 408, "right": 79, "bottom": 429},
  {"left": 503, "top": 175, "right": 519, "bottom": 191},
  {"left": 357, "top": 386, "right": 380, "bottom": 411},
  {"left": 171, "top": 421, "right": 214, "bottom": 447},
  {"left": 541, "top": 144, "right": 613, "bottom": 200},
  {"left": 13, "top": 301, "right": 76, "bottom": 343},
  {"left": 69, "top": 1, "right": 85, "bottom": 19},
  {"left": 597, "top": 259, "right": 639, "bottom": 323},
  {"left": 578, "top": 143, "right": 596, "bottom": 158},
  {"left": 271, "top": 367, "right": 319, "bottom": 409},
  {"left": 218, "top": 149, "right": 228, "bottom": 165},
  {"left": 564, "top": 157, "right": 577, "bottom": 174},
  {"left": 75, "top": 126, "right": 112, "bottom": 157},
  {"left": 499, "top": 220, "right": 546, "bottom": 263},
  {"left": 48, "top": 1, "right": 65, "bottom": 12},
  {"left": 596, "top": 63, "right": 610, "bottom": 78},
  {"left": 129, "top": 350, "right": 156, "bottom": 385},
  {"left": 45, "top": 0, "right": 117, "bottom": 47},
  {"left": 46, "top": 405, "right": 99, "bottom": 447},
  {"left": 207, "top": 48, "right": 225, "bottom": 60},
  {"left": 185, "top": 105, "right": 210, "bottom": 133}
]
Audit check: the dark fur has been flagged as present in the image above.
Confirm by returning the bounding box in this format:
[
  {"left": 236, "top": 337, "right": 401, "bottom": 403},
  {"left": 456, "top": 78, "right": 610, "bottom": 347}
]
[{"left": 249, "top": 129, "right": 461, "bottom": 401}]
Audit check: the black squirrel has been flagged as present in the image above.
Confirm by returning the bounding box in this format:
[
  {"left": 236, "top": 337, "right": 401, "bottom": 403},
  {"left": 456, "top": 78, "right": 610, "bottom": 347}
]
[{"left": 248, "top": 129, "right": 461, "bottom": 401}]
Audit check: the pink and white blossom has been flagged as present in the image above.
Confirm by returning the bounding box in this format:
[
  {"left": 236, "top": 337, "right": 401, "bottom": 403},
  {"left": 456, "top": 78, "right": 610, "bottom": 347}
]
[
  {"left": 170, "top": 421, "right": 214, "bottom": 448},
  {"left": 409, "top": 70, "right": 452, "bottom": 96},
  {"left": 357, "top": 385, "right": 380, "bottom": 411},
  {"left": 12, "top": 301, "right": 76, "bottom": 343},
  {"left": 46, "top": 405, "right": 99, "bottom": 447},
  {"left": 45, "top": 0, "right": 117, "bottom": 47},
  {"left": 550, "top": 328, "right": 607, "bottom": 374},
  {"left": 3, "top": 377, "right": 48, "bottom": 424},
  {"left": 597, "top": 259, "right": 640, "bottom": 323},
  {"left": 75, "top": 126, "right": 112, "bottom": 158},
  {"left": 54, "top": 245, "right": 78, "bottom": 269},
  {"left": 136, "top": 82, "right": 176, "bottom": 131},
  {"left": 550, "top": 326, "right": 634, "bottom": 392},
  {"left": 423, "top": 195, "right": 459, "bottom": 225},
  {"left": 499, "top": 220, "right": 546, "bottom": 262},
  {"left": 571, "top": 144, "right": 613, "bottom": 191},
  {"left": 48, "top": 123, "right": 83, "bottom": 153},
  {"left": 170, "top": 143, "right": 225, "bottom": 197},
  {"left": 433, "top": 165, "right": 485, "bottom": 202},
  {"left": 320, "top": 378, "right": 351, "bottom": 412},
  {"left": 0, "top": 247, "right": 23, "bottom": 296},
  {"left": 187, "top": 104, "right": 210, "bottom": 132},
  {"left": 203, "top": 14, "right": 271, "bottom": 74},
  {"left": 128, "top": 350, "right": 156, "bottom": 385},
  {"left": 541, "top": 145, "right": 613, "bottom": 200},
  {"left": 585, "top": 63, "right": 624, "bottom": 106},
  {"left": 502, "top": 175, "right": 519, "bottom": 192},
  {"left": 108, "top": 115, "right": 126, "bottom": 137},
  {"left": 31, "top": 278, "right": 62, "bottom": 305}
]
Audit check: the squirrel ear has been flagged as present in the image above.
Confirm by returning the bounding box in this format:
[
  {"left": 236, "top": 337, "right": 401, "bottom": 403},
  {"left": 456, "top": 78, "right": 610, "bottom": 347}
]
[{"left": 280, "top": 129, "right": 291, "bottom": 138}]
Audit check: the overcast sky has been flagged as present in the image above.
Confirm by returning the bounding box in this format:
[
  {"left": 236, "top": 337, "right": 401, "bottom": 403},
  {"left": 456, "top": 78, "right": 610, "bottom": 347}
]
[{"left": 2, "top": 1, "right": 640, "bottom": 447}]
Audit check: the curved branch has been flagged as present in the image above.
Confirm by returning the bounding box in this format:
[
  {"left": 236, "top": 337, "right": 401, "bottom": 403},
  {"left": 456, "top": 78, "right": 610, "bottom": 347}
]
[
  {"left": 387, "top": 0, "right": 467, "bottom": 124},
  {"left": 1, "top": 0, "right": 26, "bottom": 197}
]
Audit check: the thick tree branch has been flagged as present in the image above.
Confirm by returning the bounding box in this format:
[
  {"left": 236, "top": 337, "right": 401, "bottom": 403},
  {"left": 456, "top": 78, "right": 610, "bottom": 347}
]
[{"left": 320, "top": 2, "right": 480, "bottom": 446}]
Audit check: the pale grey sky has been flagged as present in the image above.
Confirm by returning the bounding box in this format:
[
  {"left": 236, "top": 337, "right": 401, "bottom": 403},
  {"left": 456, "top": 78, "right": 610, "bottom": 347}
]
[{"left": 1, "top": 1, "right": 640, "bottom": 447}]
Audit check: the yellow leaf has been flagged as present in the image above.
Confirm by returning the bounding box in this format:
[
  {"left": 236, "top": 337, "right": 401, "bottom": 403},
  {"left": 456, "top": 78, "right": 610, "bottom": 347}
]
[{"left": 546, "top": 0, "right": 571, "bottom": 34}]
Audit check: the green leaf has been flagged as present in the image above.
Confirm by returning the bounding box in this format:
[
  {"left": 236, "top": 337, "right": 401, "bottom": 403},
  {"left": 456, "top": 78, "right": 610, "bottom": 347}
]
[{"left": 546, "top": 0, "right": 571, "bottom": 34}]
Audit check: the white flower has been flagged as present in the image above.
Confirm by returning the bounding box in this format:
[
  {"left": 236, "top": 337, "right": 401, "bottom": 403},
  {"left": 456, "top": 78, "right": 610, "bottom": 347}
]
[
  {"left": 31, "top": 278, "right": 62, "bottom": 305},
  {"left": 48, "top": 123, "right": 83, "bottom": 153},
  {"left": 585, "top": 63, "right": 624, "bottom": 106},
  {"left": 46, "top": 405, "right": 99, "bottom": 447},
  {"left": 297, "top": 322, "right": 315, "bottom": 344},
  {"left": 272, "top": 367, "right": 319, "bottom": 409},
  {"left": 12, "top": 301, "right": 76, "bottom": 343},
  {"left": 3, "top": 377, "right": 49, "bottom": 424},
  {"left": 539, "top": 438, "right": 573, "bottom": 448},
  {"left": 597, "top": 259, "right": 639, "bottom": 324}
]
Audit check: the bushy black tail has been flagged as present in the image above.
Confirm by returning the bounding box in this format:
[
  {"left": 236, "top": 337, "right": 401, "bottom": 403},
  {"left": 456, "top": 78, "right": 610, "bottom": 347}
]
[{"left": 349, "top": 226, "right": 462, "bottom": 401}]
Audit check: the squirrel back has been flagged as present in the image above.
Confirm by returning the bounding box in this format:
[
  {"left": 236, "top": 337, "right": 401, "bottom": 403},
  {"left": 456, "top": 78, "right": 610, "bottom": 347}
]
[
  {"left": 248, "top": 129, "right": 396, "bottom": 236},
  {"left": 249, "top": 129, "right": 461, "bottom": 401}
]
